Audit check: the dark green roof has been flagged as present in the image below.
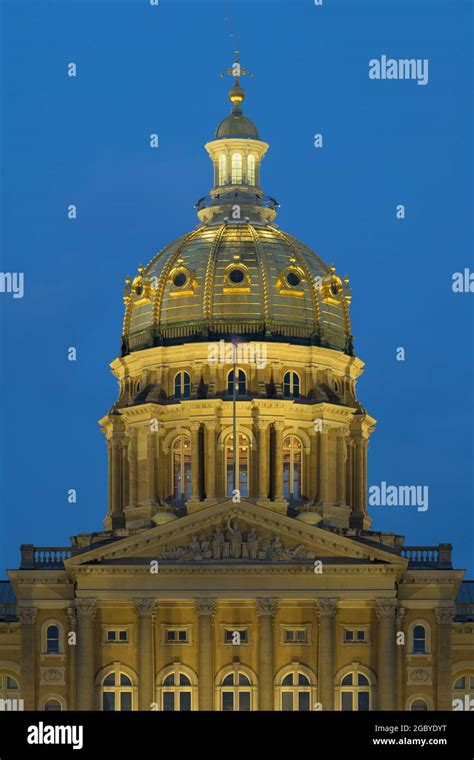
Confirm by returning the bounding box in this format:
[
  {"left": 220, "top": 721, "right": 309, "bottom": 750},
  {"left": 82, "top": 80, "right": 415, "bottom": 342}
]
[{"left": 215, "top": 107, "right": 259, "bottom": 139}]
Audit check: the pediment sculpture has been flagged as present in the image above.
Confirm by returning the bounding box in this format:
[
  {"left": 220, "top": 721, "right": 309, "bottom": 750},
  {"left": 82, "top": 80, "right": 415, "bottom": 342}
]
[{"left": 155, "top": 518, "right": 316, "bottom": 562}]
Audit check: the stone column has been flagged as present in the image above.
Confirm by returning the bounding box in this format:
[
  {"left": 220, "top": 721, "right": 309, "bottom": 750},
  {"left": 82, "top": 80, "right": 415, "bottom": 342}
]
[
  {"left": 76, "top": 599, "right": 96, "bottom": 711},
  {"left": 315, "top": 598, "right": 337, "bottom": 710},
  {"left": 346, "top": 438, "right": 354, "bottom": 508},
  {"left": 146, "top": 431, "right": 156, "bottom": 503},
  {"left": 395, "top": 606, "right": 405, "bottom": 711},
  {"left": 19, "top": 606, "right": 37, "bottom": 710},
  {"left": 309, "top": 429, "right": 318, "bottom": 502},
  {"left": 256, "top": 598, "right": 277, "bottom": 710},
  {"left": 127, "top": 429, "right": 138, "bottom": 507},
  {"left": 435, "top": 606, "right": 455, "bottom": 710},
  {"left": 336, "top": 429, "right": 347, "bottom": 504},
  {"left": 355, "top": 438, "right": 366, "bottom": 512},
  {"left": 67, "top": 605, "right": 77, "bottom": 710},
  {"left": 318, "top": 429, "right": 329, "bottom": 502},
  {"left": 196, "top": 598, "right": 216, "bottom": 710},
  {"left": 190, "top": 422, "right": 200, "bottom": 501},
  {"left": 376, "top": 599, "right": 397, "bottom": 711},
  {"left": 274, "top": 422, "right": 284, "bottom": 500},
  {"left": 205, "top": 421, "right": 216, "bottom": 500},
  {"left": 257, "top": 421, "right": 269, "bottom": 500},
  {"left": 135, "top": 599, "right": 155, "bottom": 710}
]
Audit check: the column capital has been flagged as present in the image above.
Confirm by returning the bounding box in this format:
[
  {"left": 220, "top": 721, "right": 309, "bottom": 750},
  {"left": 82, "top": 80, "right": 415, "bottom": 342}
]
[
  {"left": 256, "top": 597, "right": 278, "bottom": 617},
  {"left": 18, "top": 606, "right": 37, "bottom": 624},
  {"left": 395, "top": 604, "right": 405, "bottom": 628},
  {"left": 375, "top": 598, "right": 397, "bottom": 620},
  {"left": 75, "top": 599, "right": 97, "bottom": 619},
  {"left": 134, "top": 598, "right": 156, "bottom": 617},
  {"left": 435, "top": 605, "right": 456, "bottom": 625},
  {"left": 336, "top": 427, "right": 349, "bottom": 438},
  {"left": 273, "top": 421, "right": 285, "bottom": 432},
  {"left": 195, "top": 598, "right": 217, "bottom": 617},
  {"left": 315, "top": 598, "right": 338, "bottom": 617},
  {"left": 257, "top": 419, "right": 269, "bottom": 431},
  {"left": 67, "top": 604, "right": 77, "bottom": 630},
  {"left": 205, "top": 420, "right": 217, "bottom": 431},
  {"left": 189, "top": 421, "right": 201, "bottom": 433}
]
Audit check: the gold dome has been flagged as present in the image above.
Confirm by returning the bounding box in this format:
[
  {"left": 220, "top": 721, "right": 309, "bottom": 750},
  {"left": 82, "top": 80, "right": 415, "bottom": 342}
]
[{"left": 121, "top": 222, "right": 353, "bottom": 356}]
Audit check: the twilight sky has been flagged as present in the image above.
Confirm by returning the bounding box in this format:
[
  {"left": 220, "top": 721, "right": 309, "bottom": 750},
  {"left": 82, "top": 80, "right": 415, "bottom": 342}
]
[{"left": 0, "top": 0, "right": 472, "bottom": 576}]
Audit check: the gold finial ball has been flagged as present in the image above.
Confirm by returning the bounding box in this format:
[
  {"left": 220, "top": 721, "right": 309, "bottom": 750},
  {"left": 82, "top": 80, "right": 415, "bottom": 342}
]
[
  {"left": 229, "top": 81, "right": 245, "bottom": 106},
  {"left": 138, "top": 264, "right": 145, "bottom": 275},
  {"left": 329, "top": 265, "right": 336, "bottom": 273},
  {"left": 343, "top": 276, "right": 350, "bottom": 285},
  {"left": 125, "top": 275, "right": 131, "bottom": 285}
]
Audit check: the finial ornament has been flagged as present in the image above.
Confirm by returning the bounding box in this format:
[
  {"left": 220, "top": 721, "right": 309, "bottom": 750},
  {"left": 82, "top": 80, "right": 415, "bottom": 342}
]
[{"left": 221, "top": 49, "right": 253, "bottom": 107}]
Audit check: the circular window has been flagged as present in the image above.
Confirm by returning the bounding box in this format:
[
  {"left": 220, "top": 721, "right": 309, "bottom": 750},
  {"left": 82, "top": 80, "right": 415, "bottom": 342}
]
[
  {"left": 330, "top": 283, "right": 339, "bottom": 296},
  {"left": 229, "top": 268, "right": 245, "bottom": 285},
  {"left": 173, "top": 272, "right": 187, "bottom": 288},
  {"left": 286, "top": 271, "right": 301, "bottom": 287}
]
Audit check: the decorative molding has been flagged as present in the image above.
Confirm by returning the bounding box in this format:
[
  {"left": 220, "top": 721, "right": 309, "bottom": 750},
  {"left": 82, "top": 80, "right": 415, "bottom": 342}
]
[
  {"left": 375, "top": 599, "right": 397, "bottom": 620},
  {"left": 40, "top": 666, "right": 65, "bottom": 686},
  {"left": 256, "top": 598, "right": 278, "bottom": 617},
  {"left": 134, "top": 598, "right": 155, "bottom": 616},
  {"left": 75, "top": 599, "right": 97, "bottom": 619},
  {"left": 315, "top": 598, "right": 338, "bottom": 617},
  {"left": 195, "top": 598, "right": 217, "bottom": 617},
  {"left": 435, "top": 606, "right": 456, "bottom": 625},
  {"left": 18, "top": 606, "right": 37, "bottom": 625},
  {"left": 407, "top": 666, "right": 432, "bottom": 686}
]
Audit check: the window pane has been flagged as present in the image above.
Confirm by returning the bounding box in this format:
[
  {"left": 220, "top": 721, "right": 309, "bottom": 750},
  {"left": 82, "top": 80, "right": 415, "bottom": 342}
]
[
  {"left": 180, "top": 692, "right": 191, "bottom": 712},
  {"left": 44, "top": 700, "right": 61, "bottom": 711},
  {"left": 281, "top": 692, "right": 293, "bottom": 711},
  {"left": 298, "top": 692, "right": 310, "bottom": 712},
  {"left": 103, "top": 674, "right": 115, "bottom": 686},
  {"left": 282, "top": 674, "right": 293, "bottom": 686},
  {"left": 341, "top": 674, "right": 353, "bottom": 686},
  {"left": 341, "top": 692, "right": 353, "bottom": 711},
  {"left": 107, "top": 630, "right": 116, "bottom": 641},
  {"left": 6, "top": 677, "right": 18, "bottom": 690},
  {"left": 411, "top": 700, "right": 428, "bottom": 711},
  {"left": 356, "top": 630, "right": 365, "bottom": 641},
  {"left": 163, "top": 692, "right": 175, "bottom": 711},
  {"left": 454, "top": 677, "right": 465, "bottom": 690},
  {"left": 179, "top": 674, "right": 191, "bottom": 686},
  {"left": 222, "top": 692, "right": 234, "bottom": 711},
  {"left": 120, "top": 692, "right": 132, "bottom": 711},
  {"left": 358, "top": 674, "right": 369, "bottom": 686},
  {"left": 358, "top": 691, "right": 370, "bottom": 711},
  {"left": 298, "top": 674, "right": 310, "bottom": 686},
  {"left": 239, "top": 692, "right": 251, "bottom": 711},
  {"left": 163, "top": 675, "right": 174, "bottom": 686},
  {"left": 103, "top": 692, "right": 115, "bottom": 711},
  {"left": 222, "top": 674, "right": 234, "bottom": 686},
  {"left": 238, "top": 674, "right": 250, "bottom": 685},
  {"left": 119, "top": 631, "right": 127, "bottom": 641},
  {"left": 120, "top": 674, "right": 132, "bottom": 686}
]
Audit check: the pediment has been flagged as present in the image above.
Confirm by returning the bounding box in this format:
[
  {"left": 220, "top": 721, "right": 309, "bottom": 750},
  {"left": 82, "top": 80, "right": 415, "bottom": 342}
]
[{"left": 66, "top": 501, "right": 407, "bottom": 568}]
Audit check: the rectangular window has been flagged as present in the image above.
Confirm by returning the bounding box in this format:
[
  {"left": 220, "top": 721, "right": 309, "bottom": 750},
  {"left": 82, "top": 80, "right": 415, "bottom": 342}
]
[
  {"left": 105, "top": 628, "right": 128, "bottom": 643},
  {"left": 222, "top": 692, "right": 234, "bottom": 711},
  {"left": 282, "top": 692, "right": 293, "bottom": 711},
  {"left": 358, "top": 692, "right": 370, "bottom": 711},
  {"left": 180, "top": 692, "right": 191, "bottom": 712},
  {"left": 103, "top": 693, "right": 115, "bottom": 711},
  {"left": 224, "top": 629, "right": 248, "bottom": 644},
  {"left": 298, "top": 692, "right": 310, "bottom": 711},
  {"left": 120, "top": 692, "right": 132, "bottom": 711},
  {"left": 344, "top": 630, "right": 354, "bottom": 642},
  {"left": 283, "top": 627, "right": 308, "bottom": 644},
  {"left": 239, "top": 692, "right": 251, "bottom": 711},
  {"left": 165, "top": 629, "right": 188, "bottom": 644},
  {"left": 163, "top": 692, "right": 175, "bottom": 711},
  {"left": 356, "top": 630, "right": 366, "bottom": 642}
]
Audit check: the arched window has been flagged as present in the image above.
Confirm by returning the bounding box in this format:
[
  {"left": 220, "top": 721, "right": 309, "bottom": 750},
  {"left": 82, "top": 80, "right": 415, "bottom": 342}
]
[
  {"left": 218, "top": 154, "right": 227, "bottom": 185},
  {"left": 174, "top": 371, "right": 191, "bottom": 399},
  {"left": 283, "top": 435, "right": 303, "bottom": 500},
  {"left": 46, "top": 624, "right": 60, "bottom": 654},
  {"left": 453, "top": 674, "right": 474, "bottom": 709},
  {"left": 410, "top": 699, "right": 428, "bottom": 711},
  {"left": 159, "top": 670, "right": 194, "bottom": 711},
  {"left": 219, "top": 669, "right": 255, "bottom": 711},
  {"left": 277, "top": 670, "right": 315, "bottom": 711},
  {"left": 231, "top": 153, "right": 242, "bottom": 184},
  {"left": 340, "top": 671, "right": 372, "bottom": 711},
  {"left": 247, "top": 154, "right": 256, "bottom": 185},
  {"left": 283, "top": 371, "right": 300, "bottom": 399},
  {"left": 225, "top": 433, "right": 250, "bottom": 497},
  {"left": 412, "top": 624, "right": 426, "bottom": 654},
  {"left": 172, "top": 435, "right": 192, "bottom": 499},
  {"left": 100, "top": 669, "right": 134, "bottom": 711},
  {"left": 44, "top": 699, "right": 62, "bottom": 712},
  {"left": 0, "top": 673, "right": 20, "bottom": 702},
  {"left": 227, "top": 369, "right": 246, "bottom": 396}
]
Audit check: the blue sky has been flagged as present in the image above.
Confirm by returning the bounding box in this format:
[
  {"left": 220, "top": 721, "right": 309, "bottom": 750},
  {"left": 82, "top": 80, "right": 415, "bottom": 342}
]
[{"left": 0, "top": 0, "right": 472, "bottom": 576}]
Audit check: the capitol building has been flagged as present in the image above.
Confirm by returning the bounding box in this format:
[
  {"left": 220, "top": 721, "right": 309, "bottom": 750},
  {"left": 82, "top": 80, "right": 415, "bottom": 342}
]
[{"left": 0, "top": 56, "right": 473, "bottom": 712}]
